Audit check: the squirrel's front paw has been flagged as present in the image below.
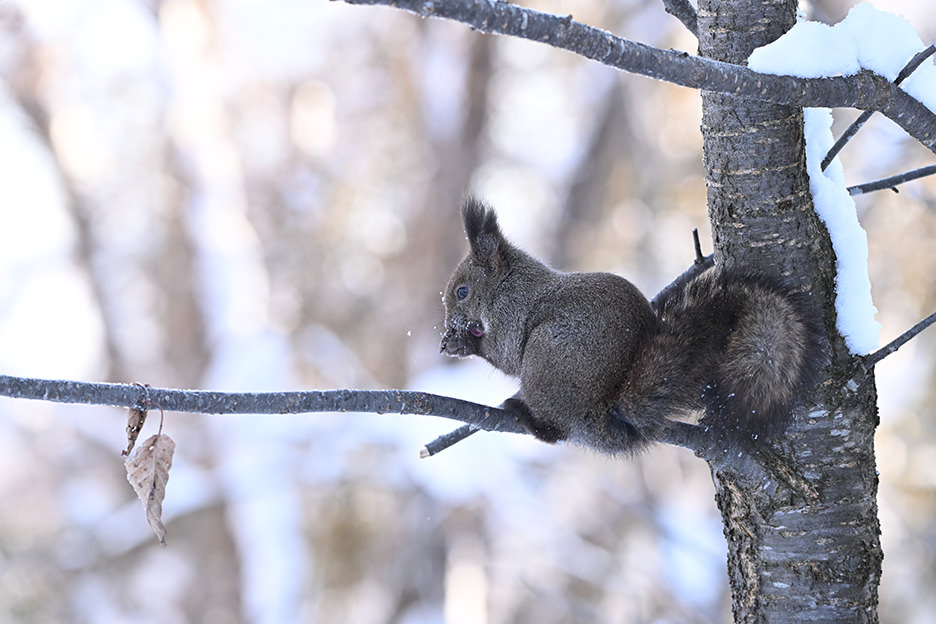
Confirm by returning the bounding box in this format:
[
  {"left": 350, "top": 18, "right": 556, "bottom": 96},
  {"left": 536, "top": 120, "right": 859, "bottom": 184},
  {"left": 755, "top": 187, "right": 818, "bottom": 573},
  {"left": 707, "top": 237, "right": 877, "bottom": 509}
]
[{"left": 502, "top": 397, "right": 567, "bottom": 443}]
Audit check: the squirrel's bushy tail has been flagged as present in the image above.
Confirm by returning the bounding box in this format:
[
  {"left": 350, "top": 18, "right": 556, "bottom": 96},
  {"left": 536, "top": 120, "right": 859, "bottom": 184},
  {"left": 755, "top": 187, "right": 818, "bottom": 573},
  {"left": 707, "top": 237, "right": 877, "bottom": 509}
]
[
  {"left": 655, "top": 268, "right": 825, "bottom": 443},
  {"left": 711, "top": 272, "right": 825, "bottom": 439}
]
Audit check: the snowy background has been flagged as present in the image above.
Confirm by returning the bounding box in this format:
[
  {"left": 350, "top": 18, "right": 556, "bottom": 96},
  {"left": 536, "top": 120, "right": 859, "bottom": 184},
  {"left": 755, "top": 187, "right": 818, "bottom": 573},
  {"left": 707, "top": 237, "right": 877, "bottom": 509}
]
[{"left": 0, "top": 1, "right": 934, "bottom": 623}]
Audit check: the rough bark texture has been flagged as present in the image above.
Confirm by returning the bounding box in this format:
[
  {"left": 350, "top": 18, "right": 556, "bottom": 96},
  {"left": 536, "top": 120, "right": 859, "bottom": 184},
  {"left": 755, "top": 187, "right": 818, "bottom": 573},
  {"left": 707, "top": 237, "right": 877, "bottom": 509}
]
[{"left": 696, "top": 0, "right": 882, "bottom": 621}]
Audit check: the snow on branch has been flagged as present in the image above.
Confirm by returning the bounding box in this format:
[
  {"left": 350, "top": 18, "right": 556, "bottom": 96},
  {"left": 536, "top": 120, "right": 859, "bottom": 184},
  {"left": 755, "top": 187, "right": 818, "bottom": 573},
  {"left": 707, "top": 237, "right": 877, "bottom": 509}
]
[{"left": 336, "top": 0, "right": 936, "bottom": 154}]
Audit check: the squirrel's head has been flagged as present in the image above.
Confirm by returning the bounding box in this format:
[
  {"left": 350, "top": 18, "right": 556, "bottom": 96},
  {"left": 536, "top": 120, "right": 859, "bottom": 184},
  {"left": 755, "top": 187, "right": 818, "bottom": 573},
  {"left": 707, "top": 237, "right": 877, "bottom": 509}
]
[{"left": 440, "top": 197, "right": 507, "bottom": 358}]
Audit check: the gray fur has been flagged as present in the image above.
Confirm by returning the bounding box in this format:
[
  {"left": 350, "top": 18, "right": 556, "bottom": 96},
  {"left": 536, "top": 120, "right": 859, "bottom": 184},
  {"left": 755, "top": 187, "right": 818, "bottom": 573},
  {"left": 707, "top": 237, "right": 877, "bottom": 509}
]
[{"left": 441, "top": 198, "right": 823, "bottom": 454}]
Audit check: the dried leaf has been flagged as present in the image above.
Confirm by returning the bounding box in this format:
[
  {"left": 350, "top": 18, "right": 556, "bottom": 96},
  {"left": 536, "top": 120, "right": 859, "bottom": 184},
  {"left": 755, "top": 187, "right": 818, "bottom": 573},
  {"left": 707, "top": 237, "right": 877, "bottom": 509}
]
[
  {"left": 122, "top": 382, "right": 152, "bottom": 457},
  {"left": 121, "top": 406, "right": 148, "bottom": 456},
  {"left": 125, "top": 433, "right": 175, "bottom": 545}
]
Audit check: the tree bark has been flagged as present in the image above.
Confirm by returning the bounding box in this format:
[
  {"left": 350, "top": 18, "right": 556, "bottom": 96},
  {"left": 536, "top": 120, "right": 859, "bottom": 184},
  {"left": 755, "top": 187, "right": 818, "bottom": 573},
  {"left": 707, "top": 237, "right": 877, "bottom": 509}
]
[{"left": 696, "top": 0, "right": 882, "bottom": 621}]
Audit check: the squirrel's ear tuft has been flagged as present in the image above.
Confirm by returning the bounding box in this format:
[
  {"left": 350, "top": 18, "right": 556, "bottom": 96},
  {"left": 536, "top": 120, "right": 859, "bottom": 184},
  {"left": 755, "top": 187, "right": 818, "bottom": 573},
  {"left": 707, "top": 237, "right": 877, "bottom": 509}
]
[{"left": 462, "top": 196, "right": 502, "bottom": 263}]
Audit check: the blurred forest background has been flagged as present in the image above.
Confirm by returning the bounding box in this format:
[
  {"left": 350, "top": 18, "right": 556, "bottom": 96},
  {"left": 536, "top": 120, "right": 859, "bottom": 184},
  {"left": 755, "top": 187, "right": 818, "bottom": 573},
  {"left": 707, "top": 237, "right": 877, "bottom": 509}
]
[{"left": 0, "top": 0, "right": 934, "bottom": 622}]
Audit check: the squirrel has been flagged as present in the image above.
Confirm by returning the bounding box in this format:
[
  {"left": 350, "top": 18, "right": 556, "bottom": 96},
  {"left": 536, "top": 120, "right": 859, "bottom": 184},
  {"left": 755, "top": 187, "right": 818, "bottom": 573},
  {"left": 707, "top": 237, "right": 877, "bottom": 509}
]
[{"left": 440, "top": 197, "right": 824, "bottom": 454}]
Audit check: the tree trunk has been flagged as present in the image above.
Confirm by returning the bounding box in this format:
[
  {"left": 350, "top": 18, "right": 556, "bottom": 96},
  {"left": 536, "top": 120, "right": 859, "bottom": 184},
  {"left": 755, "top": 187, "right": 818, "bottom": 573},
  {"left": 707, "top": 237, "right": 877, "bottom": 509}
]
[{"left": 696, "top": 0, "right": 882, "bottom": 621}]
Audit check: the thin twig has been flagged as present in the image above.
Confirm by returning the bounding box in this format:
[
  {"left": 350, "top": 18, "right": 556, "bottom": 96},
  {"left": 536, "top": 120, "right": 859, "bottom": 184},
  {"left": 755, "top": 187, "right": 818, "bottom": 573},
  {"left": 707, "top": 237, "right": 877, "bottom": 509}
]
[
  {"left": 821, "top": 110, "right": 873, "bottom": 171},
  {"left": 661, "top": 0, "right": 698, "bottom": 37},
  {"left": 862, "top": 310, "right": 936, "bottom": 370},
  {"left": 847, "top": 164, "right": 936, "bottom": 196},
  {"left": 895, "top": 43, "right": 936, "bottom": 84},
  {"left": 420, "top": 424, "right": 479, "bottom": 458},
  {"left": 821, "top": 44, "right": 936, "bottom": 171},
  {"left": 650, "top": 253, "right": 714, "bottom": 312},
  {"left": 692, "top": 228, "right": 705, "bottom": 263}
]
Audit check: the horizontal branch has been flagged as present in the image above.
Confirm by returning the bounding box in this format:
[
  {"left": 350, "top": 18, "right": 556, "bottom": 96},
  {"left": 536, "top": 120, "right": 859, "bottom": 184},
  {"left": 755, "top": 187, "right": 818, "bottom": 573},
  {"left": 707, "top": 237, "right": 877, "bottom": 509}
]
[
  {"left": 0, "top": 373, "right": 711, "bottom": 455},
  {"left": 0, "top": 374, "right": 527, "bottom": 435},
  {"left": 847, "top": 164, "right": 936, "bottom": 196},
  {"left": 337, "top": 0, "right": 936, "bottom": 155}
]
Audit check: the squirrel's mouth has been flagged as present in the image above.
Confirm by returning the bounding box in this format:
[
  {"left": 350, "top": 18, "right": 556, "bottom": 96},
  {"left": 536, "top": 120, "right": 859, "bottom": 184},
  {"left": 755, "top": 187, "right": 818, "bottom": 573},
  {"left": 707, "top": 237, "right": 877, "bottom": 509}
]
[{"left": 440, "top": 321, "right": 484, "bottom": 356}]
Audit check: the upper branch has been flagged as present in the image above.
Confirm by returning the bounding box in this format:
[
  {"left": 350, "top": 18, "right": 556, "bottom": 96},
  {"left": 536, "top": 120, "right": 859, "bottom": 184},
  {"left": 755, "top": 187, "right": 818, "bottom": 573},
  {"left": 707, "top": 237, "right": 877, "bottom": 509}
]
[
  {"left": 661, "top": 0, "right": 698, "bottom": 37},
  {"left": 338, "top": 0, "right": 936, "bottom": 155}
]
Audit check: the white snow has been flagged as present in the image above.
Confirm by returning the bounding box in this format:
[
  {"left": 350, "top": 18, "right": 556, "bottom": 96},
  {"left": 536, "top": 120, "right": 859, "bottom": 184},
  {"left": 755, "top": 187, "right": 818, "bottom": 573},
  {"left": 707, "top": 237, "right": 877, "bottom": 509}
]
[
  {"left": 748, "top": 21, "right": 860, "bottom": 78},
  {"left": 749, "top": 1, "right": 936, "bottom": 118},
  {"left": 748, "top": 3, "right": 935, "bottom": 93},
  {"left": 802, "top": 108, "right": 880, "bottom": 355},
  {"left": 746, "top": 1, "right": 936, "bottom": 354}
]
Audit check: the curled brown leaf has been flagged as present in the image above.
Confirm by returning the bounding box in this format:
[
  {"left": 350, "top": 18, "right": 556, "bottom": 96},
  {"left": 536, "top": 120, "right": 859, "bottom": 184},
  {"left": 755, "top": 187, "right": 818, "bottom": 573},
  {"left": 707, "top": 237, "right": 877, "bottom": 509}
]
[
  {"left": 121, "top": 383, "right": 152, "bottom": 456},
  {"left": 122, "top": 406, "right": 148, "bottom": 456},
  {"left": 125, "top": 433, "right": 175, "bottom": 545}
]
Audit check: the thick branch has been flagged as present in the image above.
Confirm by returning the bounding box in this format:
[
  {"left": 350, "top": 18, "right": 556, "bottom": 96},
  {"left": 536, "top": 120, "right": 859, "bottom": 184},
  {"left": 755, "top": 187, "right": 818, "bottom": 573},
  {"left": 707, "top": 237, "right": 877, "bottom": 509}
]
[{"left": 337, "top": 0, "right": 936, "bottom": 155}]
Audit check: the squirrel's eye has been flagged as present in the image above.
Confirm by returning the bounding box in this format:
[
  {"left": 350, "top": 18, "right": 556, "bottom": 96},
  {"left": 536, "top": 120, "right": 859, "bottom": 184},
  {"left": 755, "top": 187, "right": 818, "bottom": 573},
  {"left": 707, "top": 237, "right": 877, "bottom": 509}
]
[{"left": 456, "top": 286, "right": 469, "bottom": 300}]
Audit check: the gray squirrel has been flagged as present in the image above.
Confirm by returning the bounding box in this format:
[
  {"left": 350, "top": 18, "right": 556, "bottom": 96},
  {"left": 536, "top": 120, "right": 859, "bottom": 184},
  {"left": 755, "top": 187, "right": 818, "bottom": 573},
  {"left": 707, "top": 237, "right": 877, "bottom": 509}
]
[{"left": 440, "top": 197, "right": 824, "bottom": 454}]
